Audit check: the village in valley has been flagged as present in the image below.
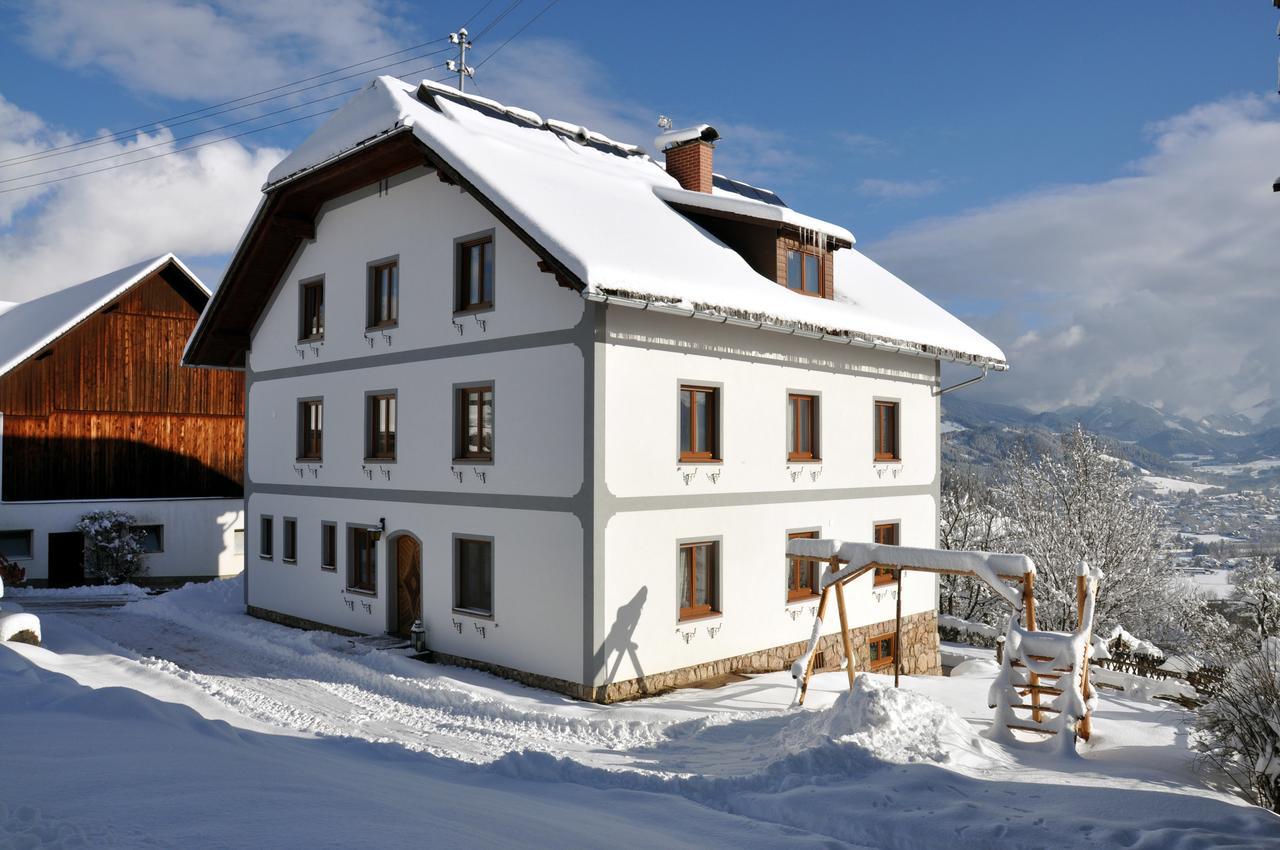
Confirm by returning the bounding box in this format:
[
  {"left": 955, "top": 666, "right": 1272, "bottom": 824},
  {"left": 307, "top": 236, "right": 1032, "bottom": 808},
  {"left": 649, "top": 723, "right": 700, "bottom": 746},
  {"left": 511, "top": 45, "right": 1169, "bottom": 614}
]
[{"left": 1, "top": 4, "right": 1279, "bottom": 849}]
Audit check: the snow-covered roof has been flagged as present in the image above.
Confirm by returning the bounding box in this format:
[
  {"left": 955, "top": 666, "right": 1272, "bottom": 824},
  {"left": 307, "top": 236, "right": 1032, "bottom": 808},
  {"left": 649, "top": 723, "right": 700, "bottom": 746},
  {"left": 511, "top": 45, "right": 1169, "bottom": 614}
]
[
  {"left": 0, "top": 254, "right": 207, "bottom": 379},
  {"left": 261, "top": 76, "right": 1006, "bottom": 368}
]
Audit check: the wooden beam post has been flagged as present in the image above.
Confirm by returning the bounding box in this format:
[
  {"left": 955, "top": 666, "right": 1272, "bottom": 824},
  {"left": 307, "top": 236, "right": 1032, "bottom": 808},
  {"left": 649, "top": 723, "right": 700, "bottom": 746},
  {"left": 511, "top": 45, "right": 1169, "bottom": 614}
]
[
  {"left": 797, "top": 584, "right": 832, "bottom": 706},
  {"left": 1023, "top": 572, "right": 1042, "bottom": 723},
  {"left": 894, "top": 566, "right": 903, "bottom": 688},
  {"left": 835, "top": 578, "right": 856, "bottom": 693},
  {"left": 1077, "top": 571, "right": 1093, "bottom": 741}
]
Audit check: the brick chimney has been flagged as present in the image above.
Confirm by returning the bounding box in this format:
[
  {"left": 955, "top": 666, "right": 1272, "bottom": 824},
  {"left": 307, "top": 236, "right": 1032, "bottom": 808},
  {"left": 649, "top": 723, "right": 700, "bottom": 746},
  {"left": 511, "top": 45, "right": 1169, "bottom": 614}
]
[{"left": 656, "top": 124, "right": 720, "bottom": 193}]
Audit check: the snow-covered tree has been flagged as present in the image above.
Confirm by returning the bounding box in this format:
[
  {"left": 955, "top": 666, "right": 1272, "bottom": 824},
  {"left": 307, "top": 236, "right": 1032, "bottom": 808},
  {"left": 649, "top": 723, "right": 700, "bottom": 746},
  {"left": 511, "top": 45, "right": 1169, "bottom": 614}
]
[
  {"left": 1197, "top": 639, "right": 1280, "bottom": 813},
  {"left": 1230, "top": 555, "right": 1280, "bottom": 642},
  {"left": 77, "top": 511, "right": 147, "bottom": 584},
  {"left": 938, "top": 464, "right": 1008, "bottom": 625}
]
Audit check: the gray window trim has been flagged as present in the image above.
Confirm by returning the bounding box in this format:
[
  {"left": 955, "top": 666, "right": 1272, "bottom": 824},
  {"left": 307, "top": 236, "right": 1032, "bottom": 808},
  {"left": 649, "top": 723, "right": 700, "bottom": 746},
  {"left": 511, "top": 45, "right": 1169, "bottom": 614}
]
[
  {"left": 296, "top": 396, "right": 324, "bottom": 463},
  {"left": 297, "top": 275, "right": 325, "bottom": 343},
  {"left": 675, "top": 534, "right": 724, "bottom": 623},
  {"left": 363, "top": 388, "right": 398, "bottom": 464},
  {"left": 281, "top": 517, "right": 298, "bottom": 563},
  {"left": 873, "top": 395, "right": 903, "bottom": 464},
  {"left": 259, "top": 515, "right": 274, "bottom": 560},
  {"left": 785, "top": 387, "right": 823, "bottom": 464},
  {"left": 784, "top": 525, "right": 822, "bottom": 606},
  {"left": 365, "top": 254, "right": 401, "bottom": 331},
  {"left": 452, "top": 532, "right": 495, "bottom": 618},
  {"left": 453, "top": 228, "right": 497, "bottom": 315},
  {"left": 676, "top": 378, "right": 724, "bottom": 464},
  {"left": 0, "top": 529, "right": 34, "bottom": 561},
  {"left": 452, "top": 379, "right": 495, "bottom": 464},
  {"left": 345, "top": 522, "right": 380, "bottom": 595},
  {"left": 320, "top": 521, "right": 338, "bottom": 571}
]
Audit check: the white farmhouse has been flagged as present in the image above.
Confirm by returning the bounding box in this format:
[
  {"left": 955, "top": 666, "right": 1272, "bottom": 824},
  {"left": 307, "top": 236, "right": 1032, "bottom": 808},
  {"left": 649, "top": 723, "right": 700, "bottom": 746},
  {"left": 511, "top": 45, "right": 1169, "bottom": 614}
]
[{"left": 185, "top": 77, "right": 1006, "bottom": 701}]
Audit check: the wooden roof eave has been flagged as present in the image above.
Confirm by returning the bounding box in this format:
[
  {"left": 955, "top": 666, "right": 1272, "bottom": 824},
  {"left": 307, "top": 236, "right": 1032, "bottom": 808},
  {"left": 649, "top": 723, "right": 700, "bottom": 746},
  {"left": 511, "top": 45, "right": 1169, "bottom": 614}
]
[{"left": 183, "top": 129, "right": 588, "bottom": 369}]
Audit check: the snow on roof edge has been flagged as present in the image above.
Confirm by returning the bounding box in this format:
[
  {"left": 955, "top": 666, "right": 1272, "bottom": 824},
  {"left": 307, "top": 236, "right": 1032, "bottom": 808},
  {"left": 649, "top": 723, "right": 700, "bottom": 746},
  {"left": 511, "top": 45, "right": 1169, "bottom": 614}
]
[
  {"left": 0, "top": 253, "right": 201, "bottom": 379},
  {"left": 655, "top": 184, "right": 855, "bottom": 245}
]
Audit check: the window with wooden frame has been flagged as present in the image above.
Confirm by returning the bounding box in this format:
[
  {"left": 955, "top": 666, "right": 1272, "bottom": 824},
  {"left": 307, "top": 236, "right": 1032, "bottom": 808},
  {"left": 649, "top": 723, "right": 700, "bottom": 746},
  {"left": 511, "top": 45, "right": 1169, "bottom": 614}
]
[
  {"left": 348, "top": 527, "right": 377, "bottom": 593},
  {"left": 787, "top": 530, "right": 820, "bottom": 601},
  {"left": 678, "top": 540, "right": 719, "bottom": 621},
  {"left": 785, "top": 249, "right": 822, "bottom": 295},
  {"left": 297, "top": 399, "right": 323, "bottom": 461},
  {"left": 454, "top": 537, "right": 493, "bottom": 615},
  {"left": 321, "top": 522, "right": 337, "bottom": 570},
  {"left": 282, "top": 518, "right": 297, "bottom": 563},
  {"left": 873, "top": 522, "right": 899, "bottom": 586},
  {"left": 868, "top": 632, "right": 896, "bottom": 672},
  {"left": 678, "top": 384, "right": 719, "bottom": 462},
  {"left": 298, "top": 278, "right": 324, "bottom": 341},
  {"left": 874, "top": 400, "right": 900, "bottom": 462},
  {"left": 456, "top": 385, "right": 494, "bottom": 461},
  {"left": 259, "top": 516, "right": 273, "bottom": 560},
  {"left": 456, "top": 236, "right": 495, "bottom": 312},
  {"left": 366, "top": 260, "right": 399, "bottom": 328},
  {"left": 787, "top": 393, "right": 819, "bottom": 461},
  {"left": 366, "top": 393, "right": 396, "bottom": 461}
]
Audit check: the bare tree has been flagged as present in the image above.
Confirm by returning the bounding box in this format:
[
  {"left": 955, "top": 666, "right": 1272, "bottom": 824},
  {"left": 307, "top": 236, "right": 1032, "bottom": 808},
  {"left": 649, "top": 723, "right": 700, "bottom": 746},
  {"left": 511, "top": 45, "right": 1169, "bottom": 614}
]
[{"left": 938, "top": 464, "right": 1008, "bottom": 624}]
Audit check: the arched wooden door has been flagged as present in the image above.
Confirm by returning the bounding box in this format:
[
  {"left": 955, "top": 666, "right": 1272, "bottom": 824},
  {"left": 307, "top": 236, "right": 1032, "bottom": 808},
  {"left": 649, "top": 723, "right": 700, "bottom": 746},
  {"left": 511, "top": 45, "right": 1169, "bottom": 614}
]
[{"left": 393, "top": 535, "right": 422, "bottom": 638}]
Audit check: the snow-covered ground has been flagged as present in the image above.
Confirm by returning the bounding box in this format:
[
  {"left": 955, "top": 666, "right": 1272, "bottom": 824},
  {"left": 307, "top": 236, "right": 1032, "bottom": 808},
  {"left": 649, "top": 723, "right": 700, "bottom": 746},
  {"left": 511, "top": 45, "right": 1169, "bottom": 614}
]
[
  {"left": 1142, "top": 474, "right": 1219, "bottom": 494},
  {"left": 1184, "top": 567, "right": 1236, "bottom": 601},
  {"left": 2, "top": 578, "right": 1277, "bottom": 848}
]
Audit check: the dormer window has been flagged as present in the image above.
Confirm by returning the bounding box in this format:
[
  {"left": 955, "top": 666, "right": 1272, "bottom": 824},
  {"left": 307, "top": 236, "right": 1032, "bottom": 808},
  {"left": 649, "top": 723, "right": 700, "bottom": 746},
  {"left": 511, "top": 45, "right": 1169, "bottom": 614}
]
[{"left": 786, "top": 249, "right": 822, "bottom": 296}]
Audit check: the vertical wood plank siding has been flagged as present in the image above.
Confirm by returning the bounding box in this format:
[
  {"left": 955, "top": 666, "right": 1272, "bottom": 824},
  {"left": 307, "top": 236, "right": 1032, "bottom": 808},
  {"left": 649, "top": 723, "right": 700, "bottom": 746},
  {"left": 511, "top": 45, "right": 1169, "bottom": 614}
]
[{"left": 0, "top": 269, "right": 244, "bottom": 501}]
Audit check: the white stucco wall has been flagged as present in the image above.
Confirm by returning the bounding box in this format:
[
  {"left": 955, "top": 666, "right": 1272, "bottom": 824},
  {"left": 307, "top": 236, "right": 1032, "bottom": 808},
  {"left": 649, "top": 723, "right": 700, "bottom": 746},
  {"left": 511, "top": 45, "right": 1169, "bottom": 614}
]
[{"left": 0, "top": 498, "right": 244, "bottom": 582}]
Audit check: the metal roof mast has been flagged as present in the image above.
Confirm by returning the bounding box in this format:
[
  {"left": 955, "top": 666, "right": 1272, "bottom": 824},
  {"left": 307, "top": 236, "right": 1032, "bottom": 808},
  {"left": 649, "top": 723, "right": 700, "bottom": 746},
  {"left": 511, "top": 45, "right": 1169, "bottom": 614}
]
[{"left": 447, "top": 28, "right": 475, "bottom": 92}]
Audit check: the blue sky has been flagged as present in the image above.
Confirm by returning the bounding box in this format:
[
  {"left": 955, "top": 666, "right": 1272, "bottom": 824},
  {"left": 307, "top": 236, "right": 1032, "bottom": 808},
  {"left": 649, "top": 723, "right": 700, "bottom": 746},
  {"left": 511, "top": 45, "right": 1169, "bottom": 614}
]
[{"left": 1, "top": 2, "right": 1277, "bottom": 414}]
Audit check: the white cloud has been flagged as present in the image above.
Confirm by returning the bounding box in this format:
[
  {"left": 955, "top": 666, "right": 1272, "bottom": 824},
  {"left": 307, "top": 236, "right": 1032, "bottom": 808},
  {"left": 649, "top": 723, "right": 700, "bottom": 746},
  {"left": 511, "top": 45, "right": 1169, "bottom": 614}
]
[
  {"left": 856, "top": 176, "right": 944, "bottom": 200},
  {"left": 18, "top": 0, "right": 417, "bottom": 101},
  {"left": 0, "top": 95, "right": 283, "bottom": 301},
  {"left": 866, "top": 94, "right": 1280, "bottom": 418}
]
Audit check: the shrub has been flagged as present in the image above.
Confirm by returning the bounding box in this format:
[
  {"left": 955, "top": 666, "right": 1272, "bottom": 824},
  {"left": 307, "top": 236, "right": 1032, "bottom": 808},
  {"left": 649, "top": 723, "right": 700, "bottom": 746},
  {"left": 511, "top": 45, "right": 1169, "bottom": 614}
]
[
  {"left": 76, "top": 511, "right": 147, "bottom": 585},
  {"left": 1196, "top": 639, "right": 1280, "bottom": 813},
  {"left": 0, "top": 554, "right": 25, "bottom": 587}
]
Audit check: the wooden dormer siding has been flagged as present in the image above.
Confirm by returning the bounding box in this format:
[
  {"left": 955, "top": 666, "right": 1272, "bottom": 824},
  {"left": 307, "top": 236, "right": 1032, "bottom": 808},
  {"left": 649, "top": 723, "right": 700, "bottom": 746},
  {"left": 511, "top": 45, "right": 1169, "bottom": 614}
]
[{"left": 0, "top": 265, "right": 244, "bottom": 501}]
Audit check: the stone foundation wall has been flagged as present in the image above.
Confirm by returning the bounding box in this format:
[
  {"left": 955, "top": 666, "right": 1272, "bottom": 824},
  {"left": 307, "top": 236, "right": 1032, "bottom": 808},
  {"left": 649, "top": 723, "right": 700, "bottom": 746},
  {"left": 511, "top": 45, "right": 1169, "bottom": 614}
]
[
  {"left": 247, "top": 603, "right": 941, "bottom": 704},
  {"left": 248, "top": 605, "right": 362, "bottom": 637}
]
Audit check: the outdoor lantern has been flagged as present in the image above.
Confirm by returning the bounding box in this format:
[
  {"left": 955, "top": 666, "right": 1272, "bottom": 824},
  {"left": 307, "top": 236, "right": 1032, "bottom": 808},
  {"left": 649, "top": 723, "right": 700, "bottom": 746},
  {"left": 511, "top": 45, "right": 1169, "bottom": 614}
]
[{"left": 410, "top": 619, "right": 427, "bottom": 654}]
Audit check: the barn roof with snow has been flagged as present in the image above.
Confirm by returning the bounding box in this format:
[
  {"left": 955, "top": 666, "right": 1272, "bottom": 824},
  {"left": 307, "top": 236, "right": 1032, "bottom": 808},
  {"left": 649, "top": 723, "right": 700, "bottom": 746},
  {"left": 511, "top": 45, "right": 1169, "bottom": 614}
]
[
  {"left": 0, "top": 254, "right": 208, "bottom": 380},
  {"left": 186, "top": 76, "right": 1005, "bottom": 369}
]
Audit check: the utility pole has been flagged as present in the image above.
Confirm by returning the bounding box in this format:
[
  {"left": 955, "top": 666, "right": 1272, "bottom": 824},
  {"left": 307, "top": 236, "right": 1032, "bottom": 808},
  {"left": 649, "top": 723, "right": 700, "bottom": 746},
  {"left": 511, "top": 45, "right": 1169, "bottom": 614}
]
[{"left": 447, "top": 28, "right": 475, "bottom": 92}]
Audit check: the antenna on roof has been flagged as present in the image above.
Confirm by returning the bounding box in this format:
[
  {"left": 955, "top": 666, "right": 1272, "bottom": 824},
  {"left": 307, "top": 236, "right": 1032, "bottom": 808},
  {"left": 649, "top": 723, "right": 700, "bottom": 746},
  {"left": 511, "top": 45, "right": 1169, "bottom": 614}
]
[
  {"left": 657, "top": 115, "right": 673, "bottom": 131},
  {"left": 447, "top": 28, "right": 475, "bottom": 91}
]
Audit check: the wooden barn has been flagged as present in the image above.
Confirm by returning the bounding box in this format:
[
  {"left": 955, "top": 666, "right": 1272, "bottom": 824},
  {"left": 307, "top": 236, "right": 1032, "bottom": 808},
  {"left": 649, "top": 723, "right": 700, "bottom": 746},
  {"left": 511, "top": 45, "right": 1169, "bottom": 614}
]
[{"left": 0, "top": 254, "right": 245, "bottom": 586}]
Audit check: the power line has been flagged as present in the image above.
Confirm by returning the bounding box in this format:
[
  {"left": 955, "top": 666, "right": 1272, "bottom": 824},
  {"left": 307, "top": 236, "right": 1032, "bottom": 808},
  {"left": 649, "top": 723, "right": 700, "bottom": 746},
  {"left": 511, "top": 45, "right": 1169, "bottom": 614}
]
[
  {"left": 0, "top": 107, "right": 341, "bottom": 196},
  {"left": 0, "top": 38, "right": 452, "bottom": 169},
  {"left": 474, "top": 0, "right": 523, "bottom": 39},
  {"left": 0, "top": 47, "right": 453, "bottom": 171},
  {"left": 473, "top": 0, "right": 562, "bottom": 70}
]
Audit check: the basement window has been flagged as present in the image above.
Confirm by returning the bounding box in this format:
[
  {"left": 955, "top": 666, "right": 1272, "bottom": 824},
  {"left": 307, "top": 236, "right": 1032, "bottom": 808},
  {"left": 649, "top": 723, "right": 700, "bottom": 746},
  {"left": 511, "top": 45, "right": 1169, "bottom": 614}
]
[
  {"left": 0, "top": 530, "right": 33, "bottom": 560},
  {"left": 868, "top": 632, "right": 896, "bottom": 672},
  {"left": 132, "top": 525, "right": 164, "bottom": 554}
]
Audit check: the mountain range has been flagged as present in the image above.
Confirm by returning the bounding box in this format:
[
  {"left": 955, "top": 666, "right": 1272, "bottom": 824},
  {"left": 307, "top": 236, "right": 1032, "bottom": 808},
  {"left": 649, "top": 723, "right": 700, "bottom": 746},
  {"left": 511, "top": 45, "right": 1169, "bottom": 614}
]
[{"left": 941, "top": 395, "right": 1280, "bottom": 483}]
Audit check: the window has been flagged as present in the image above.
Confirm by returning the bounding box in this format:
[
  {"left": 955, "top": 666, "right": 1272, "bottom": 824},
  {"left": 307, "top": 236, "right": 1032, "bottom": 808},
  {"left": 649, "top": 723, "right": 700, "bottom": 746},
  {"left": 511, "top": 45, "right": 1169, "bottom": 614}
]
[
  {"left": 299, "top": 278, "right": 324, "bottom": 341},
  {"left": 455, "top": 537, "right": 493, "bottom": 615},
  {"left": 875, "top": 400, "right": 900, "bottom": 462},
  {"left": 785, "top": 249, "right": 822, "bottom": 295},
  {"left": 233, "top": 529, "right": 245, "bottom": 556},
  {"left": 282, "top": 518, "right": 297, "bottom": 563},
  {"left": 456, "top": 235, "right": 494, "bottom": 311},
  {"left": 259, "top": 516, "right": 274, "bottom": 560},
  {"left": 297, "top": 399, "right": 323, "bottom": 461},
  {"left": 367, "top": 260, "right": 399, "bottom": 328},
  {"left": 873, "top": 522, "right": 899, "bottom": 586},
  {"left": 787, "top": 530, "right": 820, "bottom": 601},
  {"left": 787, "top": 393, "right": 819, "bottom": 461},
  {"left": 678, "top": 385, "right": 719, "bottom": 462},
  {"left": 321, "top": 522, "right": 337, "bottom": 570},
  {"left": 349, "top": 527, "right": 377, "bottom": 592},
  {"left": 0, "top": 530, "right": 33, "bottom": 560},
  {"left": 678, "top": 540, "right": 719, "bottom": 620},
  {"left": 367, "top": 393, "right": 397, "bottom": 460},
  {"left": 456, "top": 385, "right": 494, "bottom": 461},
  {"left": 868, "top": 632, "right": 896, "bottom": 672},
  {"left": 132, "top": 525, "right": 164, "bottom": 554}
]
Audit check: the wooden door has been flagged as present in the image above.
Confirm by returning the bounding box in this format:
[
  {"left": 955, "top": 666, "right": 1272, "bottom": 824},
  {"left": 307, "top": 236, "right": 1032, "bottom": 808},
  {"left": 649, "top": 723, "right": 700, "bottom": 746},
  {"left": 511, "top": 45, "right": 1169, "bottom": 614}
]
[
  {"left": 48, "top": 532, "right": 85, "bottom": 588},
  {"left": 394, "top": 536, "right": 422, "bottom": 638}
]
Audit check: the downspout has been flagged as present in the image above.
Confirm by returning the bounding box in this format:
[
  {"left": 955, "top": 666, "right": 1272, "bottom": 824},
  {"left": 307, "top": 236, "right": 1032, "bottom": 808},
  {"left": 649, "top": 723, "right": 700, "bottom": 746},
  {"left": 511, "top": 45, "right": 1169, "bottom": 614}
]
[{"left": 933, "top": 366, "right": 988, "bottom": 397}]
